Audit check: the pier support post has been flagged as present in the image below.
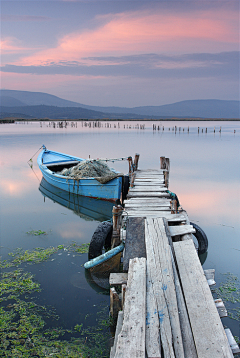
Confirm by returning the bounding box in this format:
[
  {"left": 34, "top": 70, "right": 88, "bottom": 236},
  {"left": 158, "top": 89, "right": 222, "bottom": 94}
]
[
  {"left": 110, "top": 287, "right": 121, "bottom": 320},
  {"left": 112, "top": 205, "right": 123, "bottom": 248}
]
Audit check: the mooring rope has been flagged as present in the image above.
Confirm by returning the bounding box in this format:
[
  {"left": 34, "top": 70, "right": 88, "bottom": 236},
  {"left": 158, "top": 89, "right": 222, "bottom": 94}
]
[
  {"left": 28, "top": 145, "right": 43, "bottom": 164},
  {"left": 97, "top": 157, "right": 129, "bottom": 163}
]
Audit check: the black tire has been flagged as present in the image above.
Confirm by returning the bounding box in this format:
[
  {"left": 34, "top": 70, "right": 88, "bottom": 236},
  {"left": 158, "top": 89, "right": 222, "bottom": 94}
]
[
  {"left": 122, "top": 175, "right": 130, "bottom": 202},
  {"left": 190, "top": 222, "right": 208, "bottom": 255},
  {"left": 88, "top": 221, "right": 113, "bottom": 260}
]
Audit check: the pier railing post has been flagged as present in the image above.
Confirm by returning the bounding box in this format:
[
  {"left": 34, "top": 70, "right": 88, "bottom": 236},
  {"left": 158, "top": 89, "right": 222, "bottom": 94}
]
[
  {"left": 160, "top": 156, "right": 170, "bottom": 188},
  {"left": 134, "top": 153, "right": 140, "bottom": 170}
]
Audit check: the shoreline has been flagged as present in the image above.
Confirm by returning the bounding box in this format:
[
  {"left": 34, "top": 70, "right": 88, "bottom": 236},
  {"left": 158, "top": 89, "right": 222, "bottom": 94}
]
[{"left": 1, "top": 117, "right": 239, "bottom": 123}]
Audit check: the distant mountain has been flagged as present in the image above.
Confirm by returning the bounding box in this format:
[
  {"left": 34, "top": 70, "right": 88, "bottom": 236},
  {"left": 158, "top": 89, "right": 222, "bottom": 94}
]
[
  {"left": 0, "top": 105, "right": 109, "bottom": 120},
  {"left": 0, "top": 89, "right": 239, "bottom": 119},
  {"left": 0, "top": 95, "right": 27, "bottom": 107},
  {"left": 0, "top": 90, "right": 83, "bottom": 107}
]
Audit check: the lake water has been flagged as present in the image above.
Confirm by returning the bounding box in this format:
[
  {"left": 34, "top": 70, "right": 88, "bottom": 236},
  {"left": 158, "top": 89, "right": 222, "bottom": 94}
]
[{"left": 0, "top": 120, "right": 239, "bottom": 354}]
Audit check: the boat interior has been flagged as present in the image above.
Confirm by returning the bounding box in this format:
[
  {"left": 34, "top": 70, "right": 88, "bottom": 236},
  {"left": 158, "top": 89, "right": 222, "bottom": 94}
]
[{"left": 46, "top": 161, "right": 80, "bottom": 172}]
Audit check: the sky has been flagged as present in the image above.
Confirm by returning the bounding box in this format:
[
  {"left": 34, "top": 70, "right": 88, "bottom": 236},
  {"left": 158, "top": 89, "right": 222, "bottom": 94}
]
[{"left": 1, "top": 0, "right": 239, "bottom": 107}]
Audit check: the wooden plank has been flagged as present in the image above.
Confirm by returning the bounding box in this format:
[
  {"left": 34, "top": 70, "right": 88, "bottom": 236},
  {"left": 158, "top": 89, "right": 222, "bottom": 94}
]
[
  {"left": 110, "top": 311, "right": 124, "bottom": 358},
  {"left": 150, "top": 218, "right": 185, "bottom": 358},
  {"left": 114, "top": 258, "right": 146, "bottom": 358},
  {"left": 122, "top": 211, "right": 186, "bottom": 222},
  {"left": 225, "top": 328, "right": 240, "bottom": 355},
  {"left": 109, "top": 273, "right": 128, "bottom": 286},
  {"left": 125, "top": 198, "right": 171, "bottom": 203},
  {"left": 124, "top": 210, "right": 177, "bottom": 216},
  {"left": 204, "top": 269, "right": 216, "bottom": 286},
  {"left": 129, "top": 187, "right": 168, "bottom": 192},
  {"left": 124, "top": 202, "right": 170, "bottom": 208},
  {"left": 146, "top": 265, "right": 161, "bottom": 358},
  {"left": 173, "top": 240, "right": 233, "bottom": 358},
  {"left": 145, "top": 219, "right": 175, "bottom": 358},
  {"left": 124, "top": 206, "right": 171, "bottom": 212},
  {"left": 162, "top": 218, "right": 198, "bottom": 358},
  {"left": 215, "top": 299, "right": 228, "bottom": 318},
  {"left": 123, "top": 217, "right": 146, "bottom": 272},
  {"left": 127, "top": 192, "right": 170, "bottom": 198},
  {"left": 168, "top": 224, "right": 196, "bottom": 237}
]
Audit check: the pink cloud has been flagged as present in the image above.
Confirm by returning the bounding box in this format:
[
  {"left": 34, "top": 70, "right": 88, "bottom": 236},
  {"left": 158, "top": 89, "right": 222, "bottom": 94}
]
[{"left": 16, "top": 8, "right": 238, "bottom": 66}]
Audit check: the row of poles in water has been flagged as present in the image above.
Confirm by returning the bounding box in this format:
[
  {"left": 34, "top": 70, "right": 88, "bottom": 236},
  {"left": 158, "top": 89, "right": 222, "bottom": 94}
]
[{"left": 17, "top": 120, "right": 236, "bottom": 133}]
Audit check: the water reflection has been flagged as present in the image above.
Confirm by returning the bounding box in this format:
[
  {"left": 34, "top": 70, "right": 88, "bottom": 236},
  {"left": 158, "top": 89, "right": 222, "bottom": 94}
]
[{"left": 39, "top": 177, "right": 113, "bottom": 222}]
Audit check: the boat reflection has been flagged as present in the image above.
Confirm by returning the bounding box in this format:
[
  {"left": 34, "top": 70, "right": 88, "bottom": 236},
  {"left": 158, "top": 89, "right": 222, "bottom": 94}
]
[{"left": 39, "top": 177, "right": 113, "bottom": 222}]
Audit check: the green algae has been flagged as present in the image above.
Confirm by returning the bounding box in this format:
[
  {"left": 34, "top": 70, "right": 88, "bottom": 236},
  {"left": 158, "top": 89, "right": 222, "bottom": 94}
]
[
  {"left": 0, "top": 243, "right": 110, "bottom": 358},
  {"left": 213, "top": 273, "right": 240, "bottom": 322},
  {"left": 0, "top": 243, "right": 90, "bottom": 269},
  {"left": 26, "top": 230, "right": 47, "bottom": 236}
]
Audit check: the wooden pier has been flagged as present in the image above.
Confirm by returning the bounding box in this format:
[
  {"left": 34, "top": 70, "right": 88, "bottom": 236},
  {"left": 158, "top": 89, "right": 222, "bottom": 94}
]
[{"left": 109, "top": 157, "right": 239, "bottom": 358}]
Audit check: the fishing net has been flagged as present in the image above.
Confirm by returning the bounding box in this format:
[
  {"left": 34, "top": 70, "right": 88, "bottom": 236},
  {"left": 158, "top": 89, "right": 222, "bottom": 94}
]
[{"left": 58, "top": 160, "right": 120, "bottom": 184}]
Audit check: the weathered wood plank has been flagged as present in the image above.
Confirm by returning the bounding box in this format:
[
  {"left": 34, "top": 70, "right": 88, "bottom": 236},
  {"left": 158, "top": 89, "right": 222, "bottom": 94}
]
[
  {"left": 168, "top": 224, "right": 196, "bottom": 237},
  {"left": 173, "top": 240, "right": 233, "bottom": 358},
  {"left": 127, "top": 192, "right": 170, "bottom": 198},
  {"left": 109, "top": 273, "right": 128, "bottom": 286},
  {"left": 125, "top": 198, "right": 171, "bottom": 203},
  {"left": 124, "top": 210, "right": 179, "bottom": 217},
  {"left": 124, "top": 202, "right": 170, "bottom": 208},
  {"left": 129, "top": 187, "right": 168, "bottom": 192},
  {"left": 225, "top": 328, "right": 240, "bottom": 355},
  {"left": 204, "top": 269, "right": 216, "bottom": 286},
  {"left": 145, "top": 219, "right": 175, "bottom": 358},
  {"left": 146, "top": 265, "right": 161, "bottom": 358},
  {"left": 110, "top": 311, "right": 124, "bottom": 358},
  {"left": 162, "top": 218, "right": 198, "bottom": 358},
  {"left": 114, "top": 258, "right": 146, "bottom": 358},
  {"left": 123, "top": 217, "right": 146, "bottom": 272},
  {"left": 215, "top": 299, "right": 228, "bottom": 318},
  {"left": 150, "top": 218, "right": 185, "bottom": 358},
  {"left": 124, "top": 206, "right": 171, "bottom": 211},
  {"left": 122, "top": 211, "right": 186, "bottom": 222}
]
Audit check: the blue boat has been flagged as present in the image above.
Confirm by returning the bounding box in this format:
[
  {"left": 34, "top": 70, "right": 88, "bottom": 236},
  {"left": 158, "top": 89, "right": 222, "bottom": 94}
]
[{"left": 37, "top": 145, "right": 123, "bottom": 202}]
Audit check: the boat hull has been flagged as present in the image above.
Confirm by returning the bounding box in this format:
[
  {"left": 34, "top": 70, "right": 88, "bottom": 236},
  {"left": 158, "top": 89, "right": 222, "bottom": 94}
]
[{"left": 37, "top": 148, "right": 122, "bottom": 202}]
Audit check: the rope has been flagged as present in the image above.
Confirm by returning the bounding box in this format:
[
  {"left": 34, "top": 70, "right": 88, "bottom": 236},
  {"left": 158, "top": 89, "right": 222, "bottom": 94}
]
[
  {"left": 28, "top": 145, "right": 43, "bottom": 164},
  {"left": 97, "top": 157, "right": 129, "bottom": 163}
]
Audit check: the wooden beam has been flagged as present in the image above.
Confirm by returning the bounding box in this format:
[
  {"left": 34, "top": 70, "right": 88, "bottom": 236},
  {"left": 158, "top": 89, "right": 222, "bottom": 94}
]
[
  {"left": 173, "top": 240, "right": 233, "bottom": 358},
  {"left": 168, "top": 224, "right": 196, "bottom": 237},
  {"left": 109, "top": 273, "right": 128, "bottom": 286}
]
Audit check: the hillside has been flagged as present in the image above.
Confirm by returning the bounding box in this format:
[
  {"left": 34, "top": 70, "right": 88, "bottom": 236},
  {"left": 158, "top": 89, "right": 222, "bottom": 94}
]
[{"left": 0, "top": 90, "right": 239, "bottom": 119}]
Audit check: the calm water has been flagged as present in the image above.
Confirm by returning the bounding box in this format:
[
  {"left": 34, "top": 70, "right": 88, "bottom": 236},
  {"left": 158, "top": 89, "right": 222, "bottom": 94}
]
[{"left": 1, "top": 120, "right": 240, "bottom": 345}]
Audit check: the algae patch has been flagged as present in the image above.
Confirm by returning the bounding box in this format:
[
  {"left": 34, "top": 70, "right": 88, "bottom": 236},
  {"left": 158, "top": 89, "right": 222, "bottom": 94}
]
[
  {"left": 213, "top": 273, "right": 240, "bottom": 322},
  {"left": 0, "top": 243, "right": 110, "bottom": 358}
]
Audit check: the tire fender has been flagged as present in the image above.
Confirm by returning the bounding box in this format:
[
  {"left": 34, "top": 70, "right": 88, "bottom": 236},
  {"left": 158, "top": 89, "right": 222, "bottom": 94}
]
[
  {"left": 190, "top": 222, "right": 208, "bottom": 255},
  {"left": 88, "top": 221, "right": 113, "bottom": 260}
]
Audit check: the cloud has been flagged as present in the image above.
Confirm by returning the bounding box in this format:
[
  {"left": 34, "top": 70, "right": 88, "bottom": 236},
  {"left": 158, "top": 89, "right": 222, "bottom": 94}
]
[
  {"left": 1, "top": 37, "right": 40, "bottom": 54},
  {"left": 10, "top": 7, "right": 238, "bottom": 67},
  {"left": 1, "top": 52, "right": 238, "bottom": 80}
]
